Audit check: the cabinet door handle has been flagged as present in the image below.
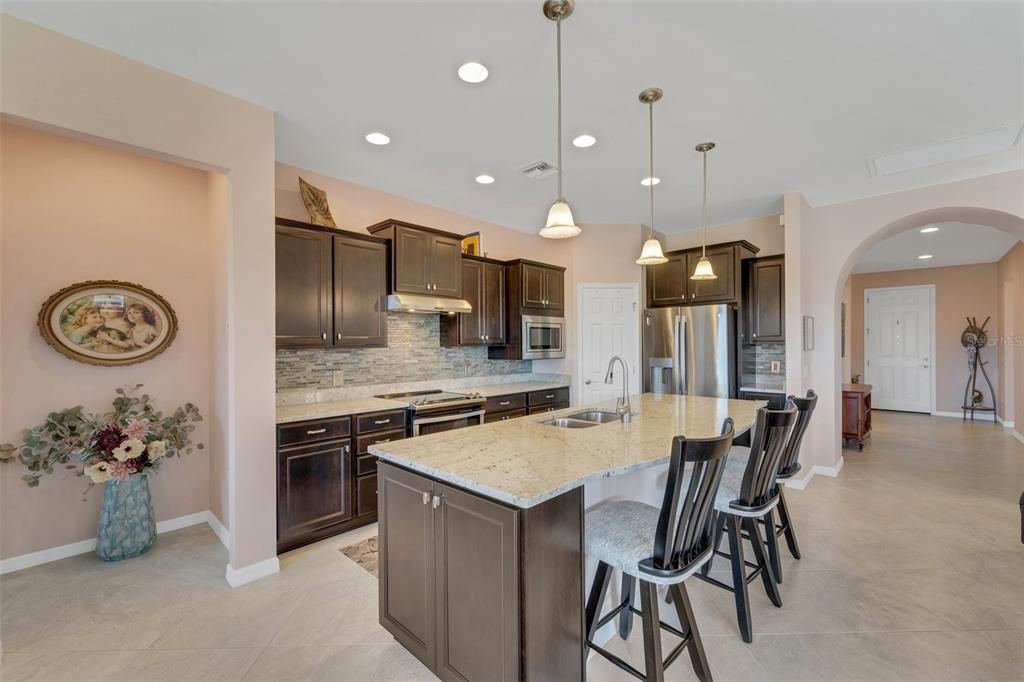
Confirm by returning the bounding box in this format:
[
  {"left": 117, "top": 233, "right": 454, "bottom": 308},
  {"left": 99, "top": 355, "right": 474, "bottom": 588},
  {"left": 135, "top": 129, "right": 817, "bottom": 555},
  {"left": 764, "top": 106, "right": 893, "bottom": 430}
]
[
  {"left": 321, "top": 333, "right": 328, "bottom": 340},
  {"left": 498, "top": 401, "right": 511, "bottom": 406},
  {"left": 422, "top": 491, "right": 431, "bottom": 506},
  {"left": 545, "top": 394, "right": 555, "bottom": 399},
  {"left": 374, "top": 419, "right": 391, "bottom": 425},
  {"left": 432, "top": 494, "right": 442, "bottom": 509},
  {"left": 306, "top": 428, "right": 327, "bottom": 435},
  {"left": 375, "top": 438, "right": 391, "bottom": 444},
  {"left": 337, "top": 333, "right": 342, "bottom": 340}
]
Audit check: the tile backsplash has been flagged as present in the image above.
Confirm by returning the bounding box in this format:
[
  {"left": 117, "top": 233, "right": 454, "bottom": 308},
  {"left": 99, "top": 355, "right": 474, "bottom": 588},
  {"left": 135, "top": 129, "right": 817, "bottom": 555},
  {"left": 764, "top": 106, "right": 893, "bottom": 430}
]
[
  {"left": 740, "top": 342, "right": 786, "bottom": 390},
  {"left": 276, "top": 313, "right": 531, "bottom": 390}
]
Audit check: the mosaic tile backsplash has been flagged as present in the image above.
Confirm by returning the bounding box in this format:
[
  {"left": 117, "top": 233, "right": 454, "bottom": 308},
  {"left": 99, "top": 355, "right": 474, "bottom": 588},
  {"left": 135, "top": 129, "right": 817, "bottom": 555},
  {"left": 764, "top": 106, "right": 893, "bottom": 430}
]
[
  {"left": 276, "top": 313, "right": 532, "bottom": 390},
  {"left": 740, "top": 342, "right": 786, "bottom": 391}
]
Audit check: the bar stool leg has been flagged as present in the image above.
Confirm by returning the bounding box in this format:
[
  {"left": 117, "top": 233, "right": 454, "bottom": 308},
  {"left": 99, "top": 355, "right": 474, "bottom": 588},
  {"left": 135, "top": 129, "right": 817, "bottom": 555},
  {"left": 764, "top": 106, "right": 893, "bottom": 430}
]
[
  {"left": 618, "top": 574, "right": 635, "bottom": 640},
  {"left": 725, "top": 514, "right": 753, "bottom": 643},
  {"left": 702, "top": 512, "right": 725, "bottom": 577},
  {"left": 776, "top": 486, "right": 802, "bottom": 560},
  {"left": 745, "top": 517, "right": 783, "bottom": 608},
  {"left": 638, "top": 581, "right": 666, "bottom": 682},
  {"left": 669, "top": 582, "right": 713, "bottom": 682},
  {"left": 763, "top": 508, "right": 783, "bottom": 584},
  {"left": 585, "top": 561, "right": 612, "bottom": 641}
]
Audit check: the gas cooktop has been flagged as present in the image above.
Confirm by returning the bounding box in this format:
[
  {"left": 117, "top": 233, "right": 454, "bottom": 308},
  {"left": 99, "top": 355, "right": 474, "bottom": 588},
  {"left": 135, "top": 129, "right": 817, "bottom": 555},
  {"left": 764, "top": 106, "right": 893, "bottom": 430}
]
[{"left": 375, "top": 389, "right": 484, "bottom": 410}]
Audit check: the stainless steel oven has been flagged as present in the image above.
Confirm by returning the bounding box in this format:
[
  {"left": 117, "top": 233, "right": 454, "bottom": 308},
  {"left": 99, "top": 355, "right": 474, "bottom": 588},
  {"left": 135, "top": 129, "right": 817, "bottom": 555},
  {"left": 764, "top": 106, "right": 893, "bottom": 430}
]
[
  {"left": 412, "top": 405, "right": 486, "bottom": 436},
  {"left": 522, "top": 315, "right": 565, "bottom": 360}
]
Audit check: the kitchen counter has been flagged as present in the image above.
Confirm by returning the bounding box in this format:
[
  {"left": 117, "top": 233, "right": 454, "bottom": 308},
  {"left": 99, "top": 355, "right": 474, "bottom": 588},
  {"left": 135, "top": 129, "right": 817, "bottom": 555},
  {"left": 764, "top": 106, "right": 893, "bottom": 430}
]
[
  {"left": 471, "top": 380, "right": 570, "bottom": 398},
  {"left": 275, "top": 397, "right": 407, "bottom": 424},
  {"left": 370, "top": 392, "right": 762, "bottom": 508},
  {"left": 739, "top": 385, "right": 787, "bottom": 394}
]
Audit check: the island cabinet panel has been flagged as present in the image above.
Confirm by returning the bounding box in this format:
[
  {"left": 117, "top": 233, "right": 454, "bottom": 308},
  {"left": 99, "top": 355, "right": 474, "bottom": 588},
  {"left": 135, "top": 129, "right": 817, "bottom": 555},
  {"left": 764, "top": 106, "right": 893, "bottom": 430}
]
[
  {"left": 379, "top": 464, "right": 437, "bottom": 671},
  {"left": 275, "top": 225, "right": 332, "bottom": 347},
  {"left": 276, "top": 438, "right": 352, "bottom": 550},
  {"left": 367, "top": 219, "right": 464, "bottom": 298},
  {"left": 333, "top": 235, "right": 388, "bottom": 347},
  {"left": 378, "top": 463, "right": 583, "bottom": 682},
  {"left": 435, "top": 483, "right": 519, "bottom": 682}
]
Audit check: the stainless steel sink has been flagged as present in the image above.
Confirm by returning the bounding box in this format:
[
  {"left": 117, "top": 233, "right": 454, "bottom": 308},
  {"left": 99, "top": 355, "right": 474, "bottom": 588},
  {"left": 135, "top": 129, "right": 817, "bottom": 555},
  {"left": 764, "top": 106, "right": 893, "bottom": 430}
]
[
  {"left": 543, "top": 417, "right": 598, "bottom": 429},
  {"left": 566, "top": 410, "right": 624, "bottom": 424}
]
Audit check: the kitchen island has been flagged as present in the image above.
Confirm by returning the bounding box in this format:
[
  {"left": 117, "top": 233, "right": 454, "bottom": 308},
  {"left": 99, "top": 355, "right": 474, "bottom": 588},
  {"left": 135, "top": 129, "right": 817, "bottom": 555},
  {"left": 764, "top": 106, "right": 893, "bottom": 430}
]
[{"left": 370, "top": 393, "right": 761, "bottom": 682}]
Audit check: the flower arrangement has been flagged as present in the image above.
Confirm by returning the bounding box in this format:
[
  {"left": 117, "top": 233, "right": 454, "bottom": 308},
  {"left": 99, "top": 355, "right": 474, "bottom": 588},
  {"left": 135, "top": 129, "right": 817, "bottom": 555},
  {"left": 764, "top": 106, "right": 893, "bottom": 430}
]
[{"left": 0, "top": 385, "right": 202, "bottom": 490}]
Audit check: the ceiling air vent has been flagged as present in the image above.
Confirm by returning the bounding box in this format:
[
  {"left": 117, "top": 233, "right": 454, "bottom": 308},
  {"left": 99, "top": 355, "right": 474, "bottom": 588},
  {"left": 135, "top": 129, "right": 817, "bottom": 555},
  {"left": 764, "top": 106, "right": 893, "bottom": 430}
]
[{"left": 519, "top": 160, "right": 557, "bottom": 179}]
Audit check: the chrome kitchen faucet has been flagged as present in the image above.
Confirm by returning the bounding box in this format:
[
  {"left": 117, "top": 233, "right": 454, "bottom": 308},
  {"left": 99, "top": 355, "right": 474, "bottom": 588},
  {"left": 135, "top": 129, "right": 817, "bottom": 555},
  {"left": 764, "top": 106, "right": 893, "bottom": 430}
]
[{"left": 604, "top": 355, "right": 632, "bottom": 423}]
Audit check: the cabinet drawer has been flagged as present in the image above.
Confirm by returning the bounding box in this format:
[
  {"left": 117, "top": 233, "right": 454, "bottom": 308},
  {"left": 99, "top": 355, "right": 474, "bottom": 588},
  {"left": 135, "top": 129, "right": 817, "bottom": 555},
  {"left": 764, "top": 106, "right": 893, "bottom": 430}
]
[
  {"left": 356, "top": 454, "right": 378, "bottom": 476},
  {"left": 484, "top": 408, "right": 527, "bottom": 424},
  {"left": 527, "top": 401, "right": 570, "bottom": 415},
  {"left": 355, "top": 427, "right": 406, "bottom": 455},
  {"left": 355, "top": 410, "right": 407, "bottom": 434},
  {"left": 527, "top": 387, "right": 569, "bottom": 406},
  {"left": 278, "top": 417, "right": 351, "bottom": 448},
  {"left": 356, "top": 474, "right": 378, "bottom": 516},
  {"left": 484, "top": 393, "right": 527, "bottom": 413}
]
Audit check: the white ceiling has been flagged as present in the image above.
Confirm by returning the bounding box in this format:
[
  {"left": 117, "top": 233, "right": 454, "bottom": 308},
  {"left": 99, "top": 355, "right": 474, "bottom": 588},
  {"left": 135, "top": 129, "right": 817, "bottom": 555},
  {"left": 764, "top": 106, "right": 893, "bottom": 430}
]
[
  {"left": 851, "top": 222, "right": 1020, "bottom": 274},
  {"left": 4, "top": 2, "right": 1023, "bottom": 233}
]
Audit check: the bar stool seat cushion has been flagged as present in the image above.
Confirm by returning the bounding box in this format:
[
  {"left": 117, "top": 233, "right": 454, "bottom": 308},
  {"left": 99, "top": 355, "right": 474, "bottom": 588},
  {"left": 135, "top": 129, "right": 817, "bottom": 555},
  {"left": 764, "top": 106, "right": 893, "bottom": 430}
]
[
  {"left": 586, "top": 500, "right": 709, "bottom": 585},
  {"left": 714, "top": 446, "right": 777, "bottom": 516}
]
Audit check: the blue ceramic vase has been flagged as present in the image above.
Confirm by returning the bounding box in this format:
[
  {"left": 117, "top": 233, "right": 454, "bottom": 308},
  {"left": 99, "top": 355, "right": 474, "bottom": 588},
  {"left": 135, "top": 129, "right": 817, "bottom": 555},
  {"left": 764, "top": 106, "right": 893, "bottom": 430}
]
[{"left": 96, "top": 474, "right": 156, "bottom": 561}]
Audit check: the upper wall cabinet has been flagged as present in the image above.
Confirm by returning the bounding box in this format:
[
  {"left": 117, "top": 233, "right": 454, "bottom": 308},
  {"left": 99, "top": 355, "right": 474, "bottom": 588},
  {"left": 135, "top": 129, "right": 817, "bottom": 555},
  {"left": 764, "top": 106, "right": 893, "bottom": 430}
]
[
  {"left": 441, "top": 256, "right": 506, "bottom": 346},
  {"left": 744, "top": 255, "right": 785, "bottom": 343},
  {"left": 367, "top": 220, "right": 463, "bottom": 299},
  {"left": 507, "top": 259, "right": 565, "bottom": 316},
  {"left": 645, "top": 241, "right": 758, "bottom": 308},
  {"left": 276, "top": 225, "right": 332, "bottom": 347},
  {"left": 275, "top": 218, "right": 388, "bottom": 349}
]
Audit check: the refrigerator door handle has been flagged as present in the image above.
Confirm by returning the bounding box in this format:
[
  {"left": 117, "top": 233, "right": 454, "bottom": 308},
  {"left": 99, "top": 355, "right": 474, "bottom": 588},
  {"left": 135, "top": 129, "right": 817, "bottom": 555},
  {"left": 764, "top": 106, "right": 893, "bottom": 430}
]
[{"left": 675, "top": 315, "right": 687, "bottom": 395}]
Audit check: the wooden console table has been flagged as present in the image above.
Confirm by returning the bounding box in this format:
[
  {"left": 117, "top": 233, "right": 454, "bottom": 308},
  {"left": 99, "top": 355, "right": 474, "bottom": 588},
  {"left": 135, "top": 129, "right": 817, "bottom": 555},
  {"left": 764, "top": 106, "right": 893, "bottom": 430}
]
[{"left": 842, "top": 383, "right": 872, "bottom": 451}]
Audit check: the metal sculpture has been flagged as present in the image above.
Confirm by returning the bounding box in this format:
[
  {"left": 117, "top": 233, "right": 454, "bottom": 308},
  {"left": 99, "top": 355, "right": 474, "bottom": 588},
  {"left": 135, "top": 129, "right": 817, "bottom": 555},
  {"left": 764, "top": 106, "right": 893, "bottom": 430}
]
[{"left": 960, "top": 316, "right": 997, "bottom": 423}]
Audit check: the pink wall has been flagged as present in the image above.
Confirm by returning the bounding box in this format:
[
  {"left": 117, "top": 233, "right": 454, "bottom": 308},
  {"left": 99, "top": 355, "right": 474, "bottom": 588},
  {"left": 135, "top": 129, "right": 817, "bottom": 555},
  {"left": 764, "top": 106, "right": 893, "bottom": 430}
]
[
  {"left": 2, "top": 16, "right": 277, "bottom": 578},
  {"left": 848, "top": 263, "right": 1001, "bottom": 413},
  {"left": 664, "top": 214, "right": 784, "bottom": 256},
  {"left": 997, "top": 242, "right": 1024, "bottom": 429},
  {"left": 0, "top": 123, "right": 215, "bottom": 559}
]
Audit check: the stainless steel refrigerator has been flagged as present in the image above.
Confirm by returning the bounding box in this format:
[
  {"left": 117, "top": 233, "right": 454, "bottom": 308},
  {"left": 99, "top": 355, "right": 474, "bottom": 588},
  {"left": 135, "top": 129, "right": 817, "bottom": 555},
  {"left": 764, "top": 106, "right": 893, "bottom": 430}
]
[{"left": 643, "top": 305, "right": 736, "bottom": 398}]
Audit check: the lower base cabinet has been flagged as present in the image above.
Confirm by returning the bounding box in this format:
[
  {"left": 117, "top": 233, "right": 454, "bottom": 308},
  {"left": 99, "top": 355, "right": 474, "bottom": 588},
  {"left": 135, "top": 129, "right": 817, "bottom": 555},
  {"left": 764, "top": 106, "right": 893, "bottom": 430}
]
[
  {"left": 527, "top": 402, "right": 569, "bottom": 415},
  {"left": 378, "top": 462, "right": 583, "bottom": 682}
]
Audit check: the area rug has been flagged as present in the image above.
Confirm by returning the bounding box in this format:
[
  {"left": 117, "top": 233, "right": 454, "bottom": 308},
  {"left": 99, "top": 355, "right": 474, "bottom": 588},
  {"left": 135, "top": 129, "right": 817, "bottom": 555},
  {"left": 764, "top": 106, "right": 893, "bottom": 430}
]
[{"left": 339, "top": 536, "right": 378, "bottom": 577}]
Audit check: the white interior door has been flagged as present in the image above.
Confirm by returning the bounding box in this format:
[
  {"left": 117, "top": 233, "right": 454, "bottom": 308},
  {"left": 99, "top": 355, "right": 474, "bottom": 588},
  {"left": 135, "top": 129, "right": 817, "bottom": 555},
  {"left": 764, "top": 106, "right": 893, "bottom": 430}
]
[
  {"left": 864, "top": 285, "right": 933, "bottom": 412},
  {"left": 578, "top": 284, "right": 640, "bottom": 405}
]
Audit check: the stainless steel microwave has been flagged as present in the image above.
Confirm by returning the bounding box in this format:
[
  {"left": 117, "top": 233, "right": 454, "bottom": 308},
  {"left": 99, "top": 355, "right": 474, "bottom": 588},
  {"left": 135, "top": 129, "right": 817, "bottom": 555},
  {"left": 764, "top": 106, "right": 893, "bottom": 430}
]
[{"left": 522, "top": 315, "right": 565, "bottom": 359}]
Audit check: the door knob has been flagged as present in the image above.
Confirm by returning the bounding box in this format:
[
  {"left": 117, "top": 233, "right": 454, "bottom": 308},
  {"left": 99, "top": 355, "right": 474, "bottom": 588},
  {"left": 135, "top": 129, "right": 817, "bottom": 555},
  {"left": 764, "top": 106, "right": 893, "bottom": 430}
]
[{"left": 584, "top": 380, "right": 592, "bottom": 385}]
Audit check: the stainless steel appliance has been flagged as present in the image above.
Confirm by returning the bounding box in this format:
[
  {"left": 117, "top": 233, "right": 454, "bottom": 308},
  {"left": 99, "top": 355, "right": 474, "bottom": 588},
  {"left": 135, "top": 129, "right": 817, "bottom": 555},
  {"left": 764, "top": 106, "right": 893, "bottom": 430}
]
[
  {"left": 374, "top": 390, "right": 486, "bottom": 437},
  {"left": 643, "top": 305, "right": 735, "bottom": 398},
  {"left": 522, "top": 315, "right": 565, "bottom": 359}
]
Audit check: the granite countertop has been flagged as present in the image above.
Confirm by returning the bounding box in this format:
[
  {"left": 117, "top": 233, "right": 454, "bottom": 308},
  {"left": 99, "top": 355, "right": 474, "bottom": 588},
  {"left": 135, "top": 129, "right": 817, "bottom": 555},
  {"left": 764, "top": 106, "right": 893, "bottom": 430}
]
[
  {"left": 472, "top": 381, "right": 570, "bottom": 398},
  {"left": 739, "top": 386, "right": 787, "bottom": 395},
  {"left": 370, "top": 393, "right": 763, "bottom": 509},
  {"left": 276, "top": 397, "right": 408, "bottom": 424}
]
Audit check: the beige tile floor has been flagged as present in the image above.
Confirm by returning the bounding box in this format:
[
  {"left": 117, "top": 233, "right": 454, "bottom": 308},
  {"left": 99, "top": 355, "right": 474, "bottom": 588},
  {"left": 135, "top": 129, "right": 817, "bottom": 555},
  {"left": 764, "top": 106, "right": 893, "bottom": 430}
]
[{"left": 1, "top": 411, "right": 1022, "bottom": 681}]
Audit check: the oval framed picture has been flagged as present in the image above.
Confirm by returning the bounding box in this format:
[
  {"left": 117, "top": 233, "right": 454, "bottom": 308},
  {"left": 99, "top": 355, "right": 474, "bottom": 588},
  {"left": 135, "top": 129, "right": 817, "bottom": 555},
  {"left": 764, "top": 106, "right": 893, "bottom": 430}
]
[{"left": 38, "top": 280, "right": 178, "bottom": 366}]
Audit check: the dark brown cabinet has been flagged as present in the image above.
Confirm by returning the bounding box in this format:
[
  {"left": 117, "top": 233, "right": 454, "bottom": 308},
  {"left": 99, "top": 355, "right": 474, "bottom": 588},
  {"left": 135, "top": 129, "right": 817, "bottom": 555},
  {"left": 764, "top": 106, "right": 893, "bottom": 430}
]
[
  {"left": 514, "top": 260, "right": 564, "bottom": 313},
  {"left": 276, "top": 225, "right": 332, "bottom": 347},
  {"left": 842, "top": 383, "right": 872, "bottom": 451},
  {"left": 645, "top": 241, "right": 758, "bottom": 308},
  {"left": 378, "top": 463, "right": 520, "bottom": 681},
  {"left": 441, "top": 257, "right": 506, "bottom": 346},
  {"left": 276, "top": 218, "right": 388, "bottom": 349},
  {"left": 334, "top": 235, "right": 388, "bottom": 347},
  {"left": 745, "top": 255, "right": 785, "bottom": 343},
  {"left": 367, "top": 220, "right": 463, "bottom": 298}
]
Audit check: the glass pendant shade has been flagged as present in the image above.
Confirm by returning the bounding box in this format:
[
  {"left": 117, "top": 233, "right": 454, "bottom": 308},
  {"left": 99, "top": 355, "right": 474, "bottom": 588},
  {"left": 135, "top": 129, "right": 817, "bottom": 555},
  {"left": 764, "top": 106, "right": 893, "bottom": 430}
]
[
  {"left": 636, "top": 238, "right": 668, "bottom": 265},
  {"left": 690, "top": 254, "right": 717, "bottom": 280},
  {"left": 539, "top": 199, "right": 581, "bottom": 239}
]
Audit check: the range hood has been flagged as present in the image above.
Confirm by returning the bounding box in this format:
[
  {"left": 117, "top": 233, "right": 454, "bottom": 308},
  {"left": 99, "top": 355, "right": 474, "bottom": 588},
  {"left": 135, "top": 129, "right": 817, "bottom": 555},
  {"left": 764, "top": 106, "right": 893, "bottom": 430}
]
[{"left": 387, "top": 293, "right": 472, "bottom": 314}]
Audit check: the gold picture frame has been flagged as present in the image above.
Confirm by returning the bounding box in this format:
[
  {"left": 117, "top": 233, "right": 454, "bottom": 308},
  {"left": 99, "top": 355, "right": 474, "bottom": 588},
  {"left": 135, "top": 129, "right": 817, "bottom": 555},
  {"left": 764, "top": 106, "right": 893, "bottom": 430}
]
[
  {"left": 37, "top": 280, "right": 178, "bottom": 366},
  {"left": 461, "top": 232, "right": 481, "bottom": 256}
]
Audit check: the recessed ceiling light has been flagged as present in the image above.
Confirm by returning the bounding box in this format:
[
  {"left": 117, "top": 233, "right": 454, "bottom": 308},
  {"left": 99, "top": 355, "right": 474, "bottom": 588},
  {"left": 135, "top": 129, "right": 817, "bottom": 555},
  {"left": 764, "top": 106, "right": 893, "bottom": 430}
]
[
  {"left": 365, "top": 132, "right": 390, "bottom": 146},
  {"left": 475, "top": 175, "right": 495, "bottom": 184},
  {"left": 457, "top": 62, "right": 489, "bottom": 83},
  {"left": 641, "top": 177, "right": 661, "bottom": 186},
  {"left": 920, "top": 226, "right": 939, "bottom": 233},
  {"left": 572, "top": 134, "right": 596, "bottom": 148},
  {"left": 918, "top": 254, "right": 933, "bottom": 260}
]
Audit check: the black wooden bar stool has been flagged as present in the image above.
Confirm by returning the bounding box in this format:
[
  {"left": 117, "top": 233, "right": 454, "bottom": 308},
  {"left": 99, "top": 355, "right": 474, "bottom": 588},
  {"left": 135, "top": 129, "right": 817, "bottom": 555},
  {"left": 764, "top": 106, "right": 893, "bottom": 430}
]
[
  {"left": 584, "top": 418, "right": 735, "bottom": 682},
  {"left": 695, "top": 402, "right": 797, "bottom": 643}
]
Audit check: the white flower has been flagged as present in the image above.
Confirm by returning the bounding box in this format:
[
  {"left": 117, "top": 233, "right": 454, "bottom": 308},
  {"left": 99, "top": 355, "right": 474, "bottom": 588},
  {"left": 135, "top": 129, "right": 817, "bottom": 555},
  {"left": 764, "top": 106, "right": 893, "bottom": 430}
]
[
  {"left": 112, "top": 438, "right": 145, "bottom": 461},
  {"left": 85, "top": 461, "right": 113, "bottom": 483},
  {"left": 146, "top": 440, "right": 167, "bottom": 460}
]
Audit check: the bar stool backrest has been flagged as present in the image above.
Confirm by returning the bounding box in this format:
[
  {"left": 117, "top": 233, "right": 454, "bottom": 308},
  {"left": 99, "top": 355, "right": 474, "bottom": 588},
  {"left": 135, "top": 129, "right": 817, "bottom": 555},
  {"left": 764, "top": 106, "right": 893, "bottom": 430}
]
[
  {"left": 731, "top": 402, "right": 798, "bottom": 514},
  {"left": 640, "top": 418, "right": 735, "bottom": 580},
  {"left": 777, "top": 389, "right": 817, "bottom": 480}
]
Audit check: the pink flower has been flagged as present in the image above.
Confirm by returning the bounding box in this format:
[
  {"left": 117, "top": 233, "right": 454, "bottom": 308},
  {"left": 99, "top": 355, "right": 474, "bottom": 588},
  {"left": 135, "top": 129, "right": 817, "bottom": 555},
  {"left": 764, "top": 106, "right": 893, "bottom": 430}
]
[
  {"left": 123, "top": 419, "right": 149, "bottom": 440},
  {"left": 111, "top": 461, "right": 133, "bottom": 482}
]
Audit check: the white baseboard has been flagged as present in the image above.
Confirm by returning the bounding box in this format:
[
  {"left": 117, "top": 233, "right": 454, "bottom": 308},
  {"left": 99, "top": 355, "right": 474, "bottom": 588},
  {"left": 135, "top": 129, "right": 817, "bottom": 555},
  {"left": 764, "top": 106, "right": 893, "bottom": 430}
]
[
  {"left": 783, "top": 474, "right": 812, "bottom": 490},
  {"left": 783, "top": 456, "right": 844, "bottom": 491},
  {"left": 207, "top": 512, "right": 230, "bottom": 550},
  {"left": 1013, "top": 430, "right": 1024, "bottom": 446},
  {"left": 0, "top": 510, "right": 228, "bottom": 575},
  {"left": 225, "top": 556, "right": 280, "bottom": 587},
  {"left": 931, "top": 410, "right": 962, "bottom": 419},
  {"left": 995, "top": 414, "right": 1015, "bottom": 428}
]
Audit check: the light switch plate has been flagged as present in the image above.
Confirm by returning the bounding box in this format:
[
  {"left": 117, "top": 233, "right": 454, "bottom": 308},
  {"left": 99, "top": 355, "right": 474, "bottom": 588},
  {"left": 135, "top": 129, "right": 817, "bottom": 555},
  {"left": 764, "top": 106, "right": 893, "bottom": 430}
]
[{"left": 770, "top": 360, "right": 781, "bottom": 374}]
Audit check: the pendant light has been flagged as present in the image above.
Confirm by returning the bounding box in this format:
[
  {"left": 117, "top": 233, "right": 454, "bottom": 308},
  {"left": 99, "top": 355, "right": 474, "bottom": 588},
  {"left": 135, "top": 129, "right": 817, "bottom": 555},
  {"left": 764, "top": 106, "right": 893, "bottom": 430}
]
[
  {"left": 690, "top": 142, "right": 718, "bottom": 280},
  {"left": 635, "top": 88, "right": 669, "bottom": 265},
  {"left": 539, "top": 0, "right": 581, "bottom": 239}
]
